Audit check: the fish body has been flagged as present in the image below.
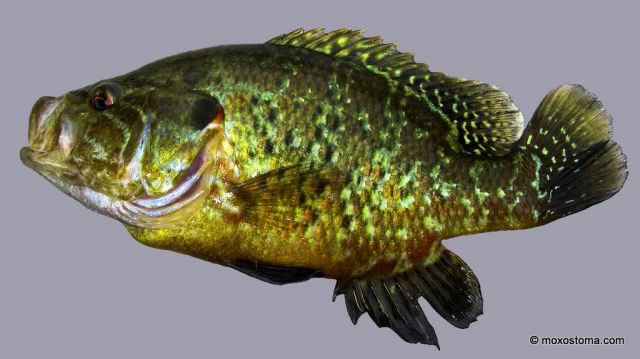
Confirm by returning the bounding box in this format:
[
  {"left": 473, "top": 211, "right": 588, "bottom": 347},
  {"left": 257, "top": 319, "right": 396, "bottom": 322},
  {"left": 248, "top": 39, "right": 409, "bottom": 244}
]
[
  {"left": 125, "top": 43, "right": 530, "bottom": 278},
  {"left": 20, "top": 29, "right": 628, "bottom": 346}
]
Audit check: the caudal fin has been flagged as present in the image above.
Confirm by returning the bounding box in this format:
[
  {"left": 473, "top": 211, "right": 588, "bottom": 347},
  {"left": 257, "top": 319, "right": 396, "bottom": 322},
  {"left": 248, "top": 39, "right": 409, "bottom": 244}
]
[{"left": 520, "top": 85, "right": 628, "bottom": 223}]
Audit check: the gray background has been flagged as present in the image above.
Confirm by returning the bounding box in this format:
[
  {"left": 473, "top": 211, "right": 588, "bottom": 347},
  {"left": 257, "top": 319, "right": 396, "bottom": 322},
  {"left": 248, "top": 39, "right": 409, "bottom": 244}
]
[{"left": 1, "top": 0, "right": 638, "bottom": 357}]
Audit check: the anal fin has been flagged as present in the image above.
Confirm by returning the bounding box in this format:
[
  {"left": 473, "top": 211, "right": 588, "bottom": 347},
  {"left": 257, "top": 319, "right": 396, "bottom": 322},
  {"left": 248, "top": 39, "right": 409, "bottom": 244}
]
[
  {"left": 333, "top": 245, "right": 482, "bottom": 346},
  {"left": 334, "top": 275, "right": 440, "bottom": 346}
]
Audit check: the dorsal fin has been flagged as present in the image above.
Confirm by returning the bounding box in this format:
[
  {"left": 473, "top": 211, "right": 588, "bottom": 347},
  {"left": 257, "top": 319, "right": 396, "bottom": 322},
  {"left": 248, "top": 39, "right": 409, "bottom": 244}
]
[{"left": 267, "top": 28, "right": 524, "bottom": 157}]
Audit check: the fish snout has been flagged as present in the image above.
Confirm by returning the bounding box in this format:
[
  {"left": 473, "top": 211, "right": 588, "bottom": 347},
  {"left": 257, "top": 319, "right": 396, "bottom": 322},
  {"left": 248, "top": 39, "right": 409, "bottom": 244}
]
[{"left": 28, "top": 95, "right": 64, "bottom": 151}]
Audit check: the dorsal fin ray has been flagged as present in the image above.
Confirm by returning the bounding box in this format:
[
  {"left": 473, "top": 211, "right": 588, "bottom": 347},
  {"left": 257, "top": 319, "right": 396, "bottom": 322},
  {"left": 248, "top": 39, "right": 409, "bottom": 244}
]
[{"left": 267, "top": 28, "right": 524, "bottom": 157}]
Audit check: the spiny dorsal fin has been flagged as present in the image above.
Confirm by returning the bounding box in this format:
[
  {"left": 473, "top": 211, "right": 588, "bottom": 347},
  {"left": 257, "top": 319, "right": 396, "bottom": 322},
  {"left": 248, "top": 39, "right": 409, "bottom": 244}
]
[
  {"left": 268, "top": 28, "right": 427, "bottom": 79},
  {"left": 267, "top": 28, "right": 524, "bottom": 157}
]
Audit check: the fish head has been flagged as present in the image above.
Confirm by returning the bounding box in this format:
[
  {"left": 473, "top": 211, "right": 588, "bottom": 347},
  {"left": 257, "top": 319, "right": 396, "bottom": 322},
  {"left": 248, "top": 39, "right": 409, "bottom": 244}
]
[{"left": 21, "top": 77, "right": 228, "bottom": 227}]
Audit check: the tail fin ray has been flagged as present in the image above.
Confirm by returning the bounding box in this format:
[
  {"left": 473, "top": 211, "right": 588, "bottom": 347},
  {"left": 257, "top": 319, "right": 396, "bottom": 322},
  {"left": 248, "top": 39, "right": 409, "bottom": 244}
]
[{"left": 520, "top": 85, "right": 627, "bottom": 223}]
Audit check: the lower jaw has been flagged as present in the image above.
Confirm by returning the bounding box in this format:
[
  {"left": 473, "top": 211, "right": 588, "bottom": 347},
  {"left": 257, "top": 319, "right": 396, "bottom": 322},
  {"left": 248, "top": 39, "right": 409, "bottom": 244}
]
[
  {"left": 20, "top": 147, "right": 82, "bottom": 185},
  {"left": 20, "top": 146, "right": 213, "bottom": 230}
]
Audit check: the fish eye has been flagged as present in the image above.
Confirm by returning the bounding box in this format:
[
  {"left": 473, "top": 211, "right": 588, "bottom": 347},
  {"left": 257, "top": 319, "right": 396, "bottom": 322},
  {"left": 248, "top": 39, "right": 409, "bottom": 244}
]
[
  {"left": 89, "top": 82, "right": 120, "bottom": 112},
  {"left": 91, "top": 94, "right": 113, "bottom": 111}
]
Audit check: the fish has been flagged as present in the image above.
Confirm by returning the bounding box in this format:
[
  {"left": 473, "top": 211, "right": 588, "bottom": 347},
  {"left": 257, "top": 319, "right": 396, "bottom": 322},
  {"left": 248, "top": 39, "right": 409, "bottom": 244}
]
[{"left": 20, "top": 28, "right": 628, "bottom": 347}]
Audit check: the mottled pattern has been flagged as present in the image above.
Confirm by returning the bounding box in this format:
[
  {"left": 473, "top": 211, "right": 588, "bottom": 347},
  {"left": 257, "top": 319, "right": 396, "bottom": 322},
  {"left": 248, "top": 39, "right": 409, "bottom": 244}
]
[
  {"left": 124, "top": 43, "right": 539, "bottom": 278},
  {"left": 22, "top": 29, "right": 625, "bottom": 281}
]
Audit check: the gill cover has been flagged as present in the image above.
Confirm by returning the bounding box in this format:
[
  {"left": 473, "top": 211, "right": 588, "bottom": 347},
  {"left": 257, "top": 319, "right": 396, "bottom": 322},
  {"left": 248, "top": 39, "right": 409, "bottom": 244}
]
[{"left": 118, "top": 90, "right": 227, "bottom": 229}]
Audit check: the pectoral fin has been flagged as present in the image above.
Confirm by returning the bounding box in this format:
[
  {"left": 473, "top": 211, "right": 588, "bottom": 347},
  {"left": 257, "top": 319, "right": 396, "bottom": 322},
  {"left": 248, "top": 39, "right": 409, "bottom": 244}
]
[{"left": 231, "top": 162, "right": 345, "bottom": 230}]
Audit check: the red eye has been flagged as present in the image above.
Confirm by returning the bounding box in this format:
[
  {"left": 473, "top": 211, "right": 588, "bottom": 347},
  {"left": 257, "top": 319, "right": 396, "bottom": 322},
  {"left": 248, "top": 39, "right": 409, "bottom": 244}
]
[{"left": 91, "top": 94, "right": 113, "bottom": 111}]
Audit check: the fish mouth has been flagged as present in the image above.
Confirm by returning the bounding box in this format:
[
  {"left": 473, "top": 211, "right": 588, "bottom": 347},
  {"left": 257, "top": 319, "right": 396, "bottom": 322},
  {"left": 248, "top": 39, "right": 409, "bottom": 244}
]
[
  {"left": 28, "top": 96, "right": 64, "bottom": 152},
  {"left": 21, "top": 145, "right": 214, "bottom": 229},
  {"left": 21, "top": 133, "right": 221, "bottom": 229},
  {"left": 22, "top": 94, "right": 83, "bottom": 186},
  {"left": 20, "top": 147, "right": 82, "bottom": 187}
]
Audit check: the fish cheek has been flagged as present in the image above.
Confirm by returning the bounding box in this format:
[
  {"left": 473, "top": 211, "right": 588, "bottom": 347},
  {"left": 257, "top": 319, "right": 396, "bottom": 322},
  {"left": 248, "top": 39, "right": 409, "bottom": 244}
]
[
  {"left": 70, "top": 119, "right": 132, "bottom": 194},
  {"left": 138, "top": 118, "right": 201, "bottom": 196},
  {"left": 132, "top": 90, "right": 222, "bottom": 196},
  {"left": 118, "top": 111, "right": 146, "bottom": 165}
]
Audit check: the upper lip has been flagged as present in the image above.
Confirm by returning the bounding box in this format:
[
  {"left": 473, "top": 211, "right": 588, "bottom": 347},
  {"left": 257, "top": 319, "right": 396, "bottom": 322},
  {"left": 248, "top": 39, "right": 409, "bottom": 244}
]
[
  {"left": 23, "top": 94, "right": 84, "bottom": 185},
  {"left": 28, "top": 96, "right": 64, "bottom": 151}
]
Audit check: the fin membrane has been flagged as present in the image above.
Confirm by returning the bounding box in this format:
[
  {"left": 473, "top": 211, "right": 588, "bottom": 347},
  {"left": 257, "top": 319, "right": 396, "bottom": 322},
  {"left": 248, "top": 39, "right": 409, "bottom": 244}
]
[
  {"left": 420, "top": 72, "right": 523, "bottom": 157},
  {"left": 229, "top": 260, "right": 322, "bottom": 285},
  {"left": 520, "top": 84, "right": 628, "bottom": 223},
  {"left": 333, "top": 246, "right": 482, "bottom": 346},
  {"left": 231, "top": 162, "right": 345, "bottom": 230},
  {"left": 268, "top": 28, "right": 523, "bottom": 157}
]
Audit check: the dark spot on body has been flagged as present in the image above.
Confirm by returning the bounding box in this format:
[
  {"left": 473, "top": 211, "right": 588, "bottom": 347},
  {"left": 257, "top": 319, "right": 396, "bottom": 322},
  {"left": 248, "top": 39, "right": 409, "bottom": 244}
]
[
  {"left": 381, "top": 113, "right": 390, "bottom": 128},
  {"left": 354, "top": 173, "right": 362, "bottom": 186},
  {"left": 284, "top": 130, "right": 293, "bottom": 147},
  {"left": 328, "top": 114, "right": 340, "bottom": 131},
  {"left": 275, "top": 68, "right": 293, "bottom": 89},
  {"left": 265, "top": 139, "right": 274, "bottom": 154},
  {"left": 312, "top": 107, "right": 323, "bottom": 121},
  {"left": 316, "top": 179, "right": 327, "bottom": 193},
  {"left": 314, "top": 126, "right": 323, "bottom": 140},
  {"left": 344, "top": 171, "right": 352, "bottom": 184},
  {"left": 189, "top": 97, "right": 218, "bottom": 130},
  {"left": 297, "top": 172, "right": 306, "bottom": 186},
  {"left": 324, "top": 144, "right": 335, "bottom": 162},
  {"left": 250, "top": 96, "right": 260, "bottom": 106},
  {"left": 276, "top": 75, "right": 288, "bottom": 89},
  {"left": 326, "top": 85, "right": 335, "bottom": 98},
  {"left": 268, "top": 108, "right": 278, "bottom": 123},
  {"left": 293, "top": 99, "right": 302, "bottom": 110},
  {"left": 275, "top": 167, "right": 287, "bottom": 180},
  {"left": 181, "top": 65, "right": 200, "bottom": 86},
  {"left": 342, "top": 215, "right": 353, "bottom": 229}
]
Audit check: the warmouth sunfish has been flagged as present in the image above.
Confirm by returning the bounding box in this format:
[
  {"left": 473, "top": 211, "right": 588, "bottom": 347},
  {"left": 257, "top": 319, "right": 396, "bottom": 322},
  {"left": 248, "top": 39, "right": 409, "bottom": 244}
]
[{"left": 20, "top": 28, "right": 628, "bottom": 347}]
